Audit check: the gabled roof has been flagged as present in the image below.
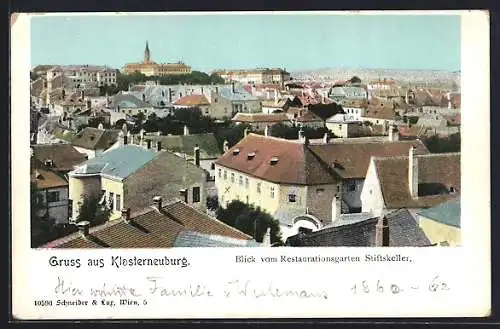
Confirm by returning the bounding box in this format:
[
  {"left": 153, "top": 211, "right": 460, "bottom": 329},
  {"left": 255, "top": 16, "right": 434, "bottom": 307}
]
[
  {"left": 109, "top": 94, "right": 150, "bottom": 108},
  {"left": 418, "top": 197, "right": 461, "bottom": 228},
  {"left": 122, "top": 150, "right": 207, "bottom": 211},
  {"left": 139, "top": 133, "right": 221, "bottom": 159},
  {"left": 363, "top": 106, "right": 397, "bottom": 121},
  {"left": 42, "top": 201, "right": 252, "bottom": 249},
  {"left": 295, "top": 111, "right": 323, "bottom": 123},
  {"left": 71, "top": 127, "right": 121, "bottom": 150},
  {"left": 261, "top": 98, "right": 290, "bottom": 108},
  {"left": 285, "top": 209, "right": 431, "bottom": 247},
  {"left": 374, "top": 152, "right": 461, "bottom": 209},
  {"left": 173, "top": 230, "right": 260, "bottom": 247},
  {"left": 174, "top": 94, "right": 210, "bottom": 106},
  {"left": 31, "top": 144, "right": 87, "bottom": 172},
  {"left": 308, "top": 103, "right": 345, "bottom": 121},
  {"left": 308, "top": 140, "right": 429, "bottom": 179},
  {"left": 232, "top": 112, "right": 290, "bottom": 123},
  {"left": 31, "top": 160, "right": 68, "bottom": 189},
  {"left": 215, "top": 134, "right": 338, "bottom": 185},
  {"left": 70, "top": 145, "right": 156, "bottom": 180},
  {"left": 219, "top": 86, "right": 259, "bottom": 101}
]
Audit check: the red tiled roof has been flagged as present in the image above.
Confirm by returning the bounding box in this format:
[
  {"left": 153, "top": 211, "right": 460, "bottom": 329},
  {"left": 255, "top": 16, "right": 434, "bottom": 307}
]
[
  {"left": 215, "top": 134, "right": 338, "bottom": 185},
  {"left": 232, "top": 112, "right": 290, "bottom": 123},
  {"left": 42, "top": 201, "right": 251, "bottom": 249},
  {"left": 174, "top": 94, "right": 210, "bottom": 106},
  {"left": 374, "top": 153, "right": 461, "bottom": 209},
  {"left": 296, "top": 111, "right": 323, "bottom": 122},
  {"left": 31, "top": 167, "right": 68, "bottom": 189},
  {"left": 308, "top": 140, "right": 429, "bottom": 179}
]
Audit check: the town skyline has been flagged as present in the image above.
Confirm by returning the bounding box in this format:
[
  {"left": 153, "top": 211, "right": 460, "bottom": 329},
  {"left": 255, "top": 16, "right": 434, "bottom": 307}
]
[{"left": 30, "top": 13, "right": 461, "bottom": 73}]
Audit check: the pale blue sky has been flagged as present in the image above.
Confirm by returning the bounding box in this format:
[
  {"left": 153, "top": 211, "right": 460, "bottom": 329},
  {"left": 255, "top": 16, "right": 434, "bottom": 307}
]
[{"left": 30, "top": 14, "right": 461, "bottom": 72}]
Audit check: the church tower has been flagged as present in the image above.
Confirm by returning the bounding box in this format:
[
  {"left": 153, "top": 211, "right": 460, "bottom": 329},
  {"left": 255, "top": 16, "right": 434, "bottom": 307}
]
[{"left": 144, "top": 41, "right": 152, "bottom": 63}]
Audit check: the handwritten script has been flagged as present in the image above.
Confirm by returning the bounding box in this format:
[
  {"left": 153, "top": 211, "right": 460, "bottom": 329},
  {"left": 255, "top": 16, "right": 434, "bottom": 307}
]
[{"left": 53, "top": 275, "right": 450, "bottom": 301}]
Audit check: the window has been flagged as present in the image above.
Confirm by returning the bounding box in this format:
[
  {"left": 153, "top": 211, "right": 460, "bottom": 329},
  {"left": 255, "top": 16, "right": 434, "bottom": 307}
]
[
  {"left": 257, "top": 182, "right": 261, "bottom": 194},
  {"left": 338, "top": 124, "right": 342, "bottom": 129},
  {"left": 245, "top": 178, "right": 249, "bottom": 189},
  {"left": 316, "top": 188, "right": 325, "bottom": 195},
  {"left": 239, "top": 176, "right": 243, "bottom": 186},
  {"left": 337, "top": 185, "right": 340, "bottom": 193},
  {"left": 349, "top": 184, "right": 356, "bottom": 192},
  {"left": 231, "top": 173, "right": 235, "bottom": 183},
  {"left": 47, "top": 191, "right": 60, "bottom": 203},
  {"left": 109, "top": 192, "right": 114, "bottom": 209},
  {"left": 205, "top": 109, "right": 209, "bottom": 114},
  {"left": 224, "top": 170, "right": 227, "bottom": 180},
  {"left": 288, "top": 193, "right": 296, "bottom": 203},
  {"left": 115, "top": 194, "right": 121, "bottom": 211},
  {"left": 270, "top": 187, "right": 275, "bottom": 199},
  {"left": 193, "top": 187, "right": 200, "bottom": 203},
  {"left": 211, "top": 163, "right": 215, "bottom": 170},
  {"left": 218, "top": 169, "right": 222, "bottom": 178}
]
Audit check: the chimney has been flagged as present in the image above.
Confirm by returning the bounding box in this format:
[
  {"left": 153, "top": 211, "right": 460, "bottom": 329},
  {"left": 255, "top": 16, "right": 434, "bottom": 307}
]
[
  {"left": 152, "top": 196, "right": 163, "bottom": 211},
  {"left": 179, "top": 189, "right": 188, "bottom": 203},
  {"left": 244, "top": 127, "right": 249, "bottom": 138},
  {"left": 157, "top": 141, "right": 162, "bottom": 151},
  {"left": 388, "top": 125, "right": 399, "bottom": 142},
  {"left": 264, "top": 125, "right": 269, "bottom": 137},
  {"left": 121, "top": 208, "right": 131, "bottom": 223},
  {"left": 183, "top": 125, "right": 189, "bottom": 136},
  {"left": 76, "top": 221, "right": 90, "bottom": 238},
  {"left": 375, "top": 216, "right": 390, "bottom": 247},
  {"left": 146, "top": 139, "right": 152, "bottom": 149},
  {"left": 332, "top": 195, "right": 341, "bottom": 220},
  {"left": 298, "top": 128, "right": 305, "bottom": 141},
  {"left": 123, "top": 132, "right": 128, "bottom": 145},
  {"left": 232, "top": 82, "right": 235, "bottom": 93},
  {"left": 168, "top": 88, "right": 172, "bottom": 103},
  {"left": 223, "top": 139, "right": 229, "bottom": 153},
  {"left": 142, "top": 94, "right": 146, "bottom": 102},
  {"left": 323, "top": 133, "right": 329, "bottom": 144},
  {"left": 408, "top": 146, "right": 418, "bottom": 198},
  {"left": 194, "top": 144, "right": 200, "bottom": 166},
  {"left": 81, "top": 90, "right": 84, "bottom": 99}
]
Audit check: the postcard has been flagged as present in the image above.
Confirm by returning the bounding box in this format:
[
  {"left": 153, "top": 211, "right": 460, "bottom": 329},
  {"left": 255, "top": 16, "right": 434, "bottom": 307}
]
[{"left": 11, "top": 10, "right": 490, "bottom": 319}]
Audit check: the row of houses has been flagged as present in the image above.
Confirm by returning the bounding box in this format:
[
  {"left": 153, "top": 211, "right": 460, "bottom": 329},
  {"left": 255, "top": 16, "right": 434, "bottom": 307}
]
[{"left": 214, "top": 133, "right": 460, "bottom": 246}]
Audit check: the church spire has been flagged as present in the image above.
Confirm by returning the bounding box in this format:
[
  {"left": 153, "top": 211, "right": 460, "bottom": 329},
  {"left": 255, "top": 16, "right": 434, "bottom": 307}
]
[{"left": 144, "top": 41, "right": 151, "bottom": 63}]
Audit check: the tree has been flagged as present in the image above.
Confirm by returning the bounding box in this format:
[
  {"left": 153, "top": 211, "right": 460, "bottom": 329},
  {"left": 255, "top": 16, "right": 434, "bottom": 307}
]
[
  {"left": 217, "top": 200, "right": 283, "bottom": 245},
  {"left": 423, "top": 133, "right": 461, "bottom": 153},
  {"left": 209, "top": 73, "right": 225, "bottom": 84},
  {"left": 76, "top": 194, "right": 112, "bottom": 226}
]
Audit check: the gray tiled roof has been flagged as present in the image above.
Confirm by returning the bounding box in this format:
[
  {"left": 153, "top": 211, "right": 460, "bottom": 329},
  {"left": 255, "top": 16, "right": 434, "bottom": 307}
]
[
  {"left": 71, "top": 145, "right": 156, "bottom": 179},
  {"left": 140, "top": 133, "right": 221, "bottom": 159},
  {"left": 418, "top": 197, "right": 460, "bottom": 228},
  {"left": 173, "top": 230, "right": 260, "bottom": 247},
  {"left": 286, "top": 209, "right": 431, "bottom": 247}
]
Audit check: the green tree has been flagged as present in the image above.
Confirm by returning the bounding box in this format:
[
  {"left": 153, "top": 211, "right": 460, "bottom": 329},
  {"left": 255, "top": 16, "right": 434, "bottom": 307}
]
[
  {"left": 423, "top": 133, "right": 461, "bottom": 153},
  {"left": 217, "top": 200, "right": 283, "bottom": 245},
  {"left": 76, "top": 194, "right": 112, "bottom": 226},
  {"left": 210, "top": 73, "right": 225, "bottom": 84}
]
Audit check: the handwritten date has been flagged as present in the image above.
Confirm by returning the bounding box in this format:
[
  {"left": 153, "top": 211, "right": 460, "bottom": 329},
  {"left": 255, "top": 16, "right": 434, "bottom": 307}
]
[{"left": 351, "top": 276, "right": 450, "bottom": 295}]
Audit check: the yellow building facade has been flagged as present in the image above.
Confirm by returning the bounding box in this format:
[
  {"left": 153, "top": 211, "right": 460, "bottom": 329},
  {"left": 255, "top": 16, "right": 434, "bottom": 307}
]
[{"left": 419, "top": 217, "right": 461, "bottom": 246}]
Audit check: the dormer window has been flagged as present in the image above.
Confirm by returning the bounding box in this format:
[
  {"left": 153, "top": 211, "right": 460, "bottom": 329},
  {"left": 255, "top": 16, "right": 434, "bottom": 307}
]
[
  {"left": 270, "top": 156, "right": 279, "bottom": 165},
  {"left": 247, "top": 152, "right": 256, "bottom": 160},
  {"left": 449, "top": 186, "right": 456, "bottom": 193},
  {"left": 233, "top": 148, "right": 240, "bottom": 155},
  {"left": 44, "top": 159, "right": 53, "bottom": 167}
]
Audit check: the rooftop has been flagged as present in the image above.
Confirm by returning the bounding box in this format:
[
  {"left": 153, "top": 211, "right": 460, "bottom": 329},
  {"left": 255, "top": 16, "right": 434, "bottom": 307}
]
[
  {"left": 70, "top": 145, "right": 156, "bottom": 180},
  {"left": 215, "top": 134, "right": 338, "bottom": 185},
  {"left": 41, "top": 200, "right": 252, "bottom": 249},
  {"left": 374, "top": 152, "right": 461, "bottom": 209},
  {"left": 31, "top": 144, "right": 87, "bottom": 172},
  {"left": 71, "top": 127, "right": 121, "bottom": 151},
  {"left": 418, "top": 197, "right": 461, "bottom": 228}
]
